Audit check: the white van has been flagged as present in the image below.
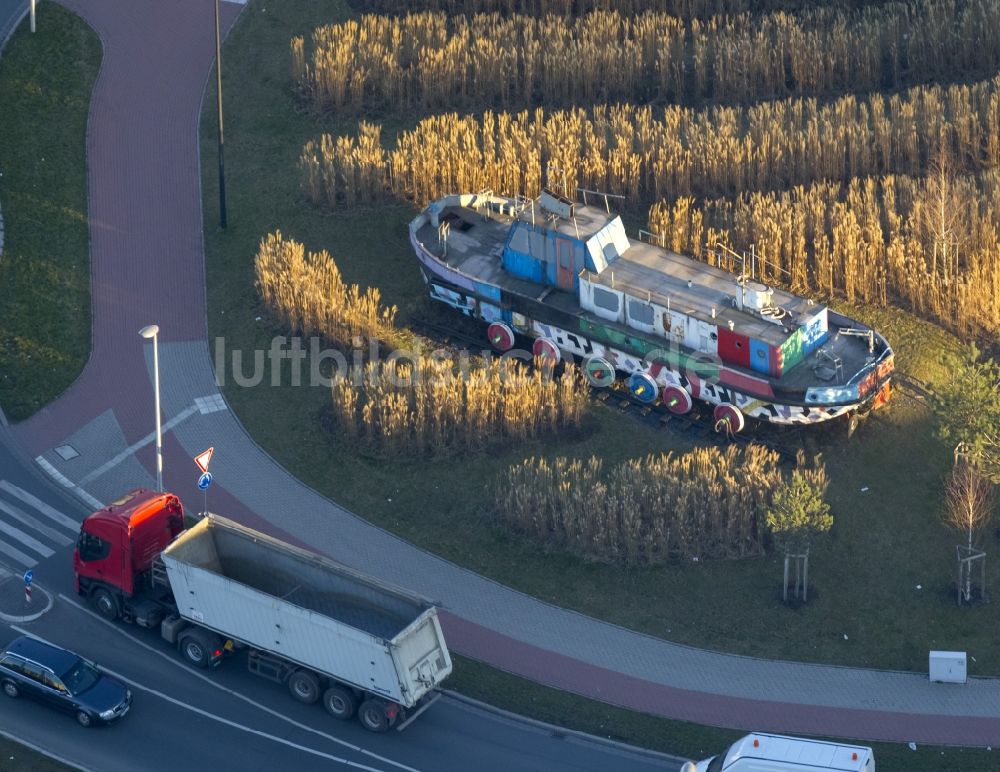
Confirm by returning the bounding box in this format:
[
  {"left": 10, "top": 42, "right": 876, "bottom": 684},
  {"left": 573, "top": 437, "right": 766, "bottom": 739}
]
[{"left": 684, "top": 732, "right": 875, "bottom": 772}]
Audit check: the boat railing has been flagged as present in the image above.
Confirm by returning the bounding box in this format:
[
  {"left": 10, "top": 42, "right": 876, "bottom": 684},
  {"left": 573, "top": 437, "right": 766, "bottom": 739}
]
[
  {"left": 578, "top": 187, "right": 625, "bottom": 213},
  {"left": 638, "top": 229, "right": 666, "bottom": 248}
]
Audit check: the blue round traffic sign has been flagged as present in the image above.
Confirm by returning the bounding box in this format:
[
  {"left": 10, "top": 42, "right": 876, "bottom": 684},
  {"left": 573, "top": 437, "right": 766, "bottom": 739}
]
[
  {"left": 23, "top": 570, "right": 33, "bottom": 586},
  {"left": 198, "top": 472, "right": 214, "bottom": 490}
]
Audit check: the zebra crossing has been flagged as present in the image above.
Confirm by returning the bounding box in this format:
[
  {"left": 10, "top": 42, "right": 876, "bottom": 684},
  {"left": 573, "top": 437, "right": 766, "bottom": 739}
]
[{"left": 0, "top": 480, "right": 79, "bottom": 570}]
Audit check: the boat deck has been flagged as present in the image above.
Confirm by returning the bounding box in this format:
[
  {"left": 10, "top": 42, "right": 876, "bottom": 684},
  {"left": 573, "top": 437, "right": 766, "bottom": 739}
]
[{"left": 415, "top": 204, "right": 881, "bottom": 388}]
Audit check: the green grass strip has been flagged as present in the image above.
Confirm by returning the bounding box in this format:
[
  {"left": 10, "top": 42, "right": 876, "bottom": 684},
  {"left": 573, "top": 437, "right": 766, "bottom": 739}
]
[
  {"left": 451, "top": 654, "right": 1000, "bottom": 771},
  {"left": 0, "top": 4, "right": 100, "bottom": 421}
]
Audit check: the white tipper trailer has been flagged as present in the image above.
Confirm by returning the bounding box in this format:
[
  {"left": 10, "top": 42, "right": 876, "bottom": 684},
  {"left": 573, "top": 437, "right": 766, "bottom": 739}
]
[{"left": 161, "top": 513, "right": 452, "bottom": 732}]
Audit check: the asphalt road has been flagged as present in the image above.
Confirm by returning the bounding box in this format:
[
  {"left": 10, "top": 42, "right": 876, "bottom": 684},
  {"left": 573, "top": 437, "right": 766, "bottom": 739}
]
[
  {"left": 0, "top": 424, "right": 684, "bottom": 772},
  {"left": 0, "top": 0, "right": 26, "bottom": 49}
]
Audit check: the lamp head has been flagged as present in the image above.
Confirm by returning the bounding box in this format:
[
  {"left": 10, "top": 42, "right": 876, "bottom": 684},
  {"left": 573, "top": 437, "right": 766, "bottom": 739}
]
[{"left": 139, "top": 324, "right": 160, "bottom": 339}]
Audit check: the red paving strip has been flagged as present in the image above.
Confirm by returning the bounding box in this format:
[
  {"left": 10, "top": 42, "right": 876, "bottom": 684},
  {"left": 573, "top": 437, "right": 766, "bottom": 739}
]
[{"left": 16, "top": 0, "right": 240, "bottom": 454}]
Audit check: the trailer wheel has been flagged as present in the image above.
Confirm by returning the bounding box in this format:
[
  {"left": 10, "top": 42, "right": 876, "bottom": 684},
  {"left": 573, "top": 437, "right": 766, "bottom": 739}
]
[
  {"left": 358, "top": 699, "right": 390, "bottom": 733},
  {"left": 323, "top": 686, "right": 356, "bottom": 720},
  {"left": 91, "top": 588, "right": 120, "bottom": 621},
  {"left": 179, "top": 630, "right": 216, "bottom": 669},
  {"left": 287, "top": 670, "right": 320, "bottom": 704}
]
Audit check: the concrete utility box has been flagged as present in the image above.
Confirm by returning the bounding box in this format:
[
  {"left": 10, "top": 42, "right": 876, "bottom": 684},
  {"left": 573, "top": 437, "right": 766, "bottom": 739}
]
[{"left": 929, "top": 651, "right": 967, "bottom": 683}]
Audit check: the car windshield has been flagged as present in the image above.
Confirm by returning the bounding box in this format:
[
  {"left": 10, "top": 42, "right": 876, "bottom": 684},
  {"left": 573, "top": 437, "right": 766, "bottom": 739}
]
[{"left": 60, "top": 658, "right": 101, "bottom": 695}]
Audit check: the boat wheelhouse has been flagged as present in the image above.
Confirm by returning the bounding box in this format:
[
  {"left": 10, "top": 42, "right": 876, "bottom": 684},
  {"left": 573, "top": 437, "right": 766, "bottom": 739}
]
[{"left": 408, "top": 190, "right": 893, "bottom": 431}]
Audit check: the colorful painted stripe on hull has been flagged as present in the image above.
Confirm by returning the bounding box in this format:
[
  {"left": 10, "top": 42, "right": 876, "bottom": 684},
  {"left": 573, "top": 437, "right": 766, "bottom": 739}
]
[{"left": 418, "top": 266, "right": 880, "bottom": 426}]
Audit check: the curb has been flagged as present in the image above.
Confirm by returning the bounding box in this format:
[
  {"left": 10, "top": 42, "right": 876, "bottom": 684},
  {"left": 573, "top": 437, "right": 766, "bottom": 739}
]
[
  {"left": 0, "top": 726, "right": 89, "bottom": 771},
  {"left": 0, "top": 579, "right": 54, "bottom": 623},
  {"left": 0, "top": 419, "right": 89, "bottom": 517},
  {"left": 442, "top": 688, "right": 692, "bottom": 766}
]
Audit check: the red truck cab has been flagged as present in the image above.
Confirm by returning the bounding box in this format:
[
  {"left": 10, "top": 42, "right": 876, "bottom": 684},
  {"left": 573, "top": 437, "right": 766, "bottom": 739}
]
[{"left": 74, "top": 489, "right": 185, "bottom": 620}]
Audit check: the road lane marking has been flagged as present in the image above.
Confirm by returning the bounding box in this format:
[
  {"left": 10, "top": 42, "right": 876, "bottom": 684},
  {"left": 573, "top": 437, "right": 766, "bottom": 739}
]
[
  {"left": 0, "top": 480, "right": 80, "bottom": 531},
  {"left": 0, "top": 519, "right": 54, "bottom": 557},
  {"left": 0, "top": 495, "right": 74, "bottom": 545},
  {"left": 57, "top": 594, "right": 421, "bottom": 772},
  {"left": 10, "top": 627, "right": 388, "bottom": 772},
  {"left": 0, "top": 539, "right": 34, "bottom": 567}
]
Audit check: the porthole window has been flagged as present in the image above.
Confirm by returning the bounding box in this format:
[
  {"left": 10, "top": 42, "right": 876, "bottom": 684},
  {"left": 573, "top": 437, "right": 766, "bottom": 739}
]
[
  {"left": 735, "top": 341, "right": 743, "bottom": 349},
  {"left": 709, "top": 332, "right": 718, "bottom": 341}
]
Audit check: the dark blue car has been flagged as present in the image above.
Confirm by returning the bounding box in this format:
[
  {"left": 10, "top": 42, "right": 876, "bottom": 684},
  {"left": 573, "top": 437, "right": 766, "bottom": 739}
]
[{"left": 0, "top": 635, "right": 131, "bottom": 727}]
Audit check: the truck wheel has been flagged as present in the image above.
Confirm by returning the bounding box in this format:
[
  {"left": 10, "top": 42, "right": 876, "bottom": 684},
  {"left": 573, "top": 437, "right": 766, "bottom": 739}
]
[
  {"left": 322, "top": 686, "right": 356, "bottom": 720},
  {"left": 179, "top": 630, "right": 216, "bottom": 668},
  {"left": 358, "top": 699, "right": 390, "bottom": 733},
  {"left": 287, "top": 670, "right": 320, "bottom": 704},
  {"left": 91, "top": 588, "right": 120, "bottom": 621}
]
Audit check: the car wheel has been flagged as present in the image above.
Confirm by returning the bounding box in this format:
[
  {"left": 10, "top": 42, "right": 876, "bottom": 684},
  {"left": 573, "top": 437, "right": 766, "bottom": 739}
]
[
  {"left": 2, "top": 680, "right": 18, "bottom": 699},
  {"left": 358, "top": 699, "right": 390, "bottom": 733},
  {"left": 322, "top": 686, "right": 356, "bottom": 720},
  {"left": 287, "top": 670, "right": 320, "bottom": 704},
  {"left": 92, "top": 588, "right": 120, "bottom": 621},
  {"left": 76, "top": 710, "right": 93, "bottom": 728}
]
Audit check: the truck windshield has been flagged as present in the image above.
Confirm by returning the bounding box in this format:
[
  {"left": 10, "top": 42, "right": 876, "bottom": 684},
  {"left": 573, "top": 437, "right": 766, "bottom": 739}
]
[{"left": 61, "top": 658, "right": 100, "bottom": 695}]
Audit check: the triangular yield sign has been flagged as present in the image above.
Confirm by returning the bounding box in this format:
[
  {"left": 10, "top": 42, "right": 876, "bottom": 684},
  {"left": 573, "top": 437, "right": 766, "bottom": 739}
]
[{"left": 194, "top": 447, "right": 214, "bottom": 474}]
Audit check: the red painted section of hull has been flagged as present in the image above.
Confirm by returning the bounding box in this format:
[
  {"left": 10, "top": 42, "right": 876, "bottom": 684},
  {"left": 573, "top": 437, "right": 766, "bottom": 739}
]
[
  {"left": 719, "top": 367, "right": 775, "bottom": 398},
  {"left": 717, "top": 327, "right": 751, "bottom": 368}
]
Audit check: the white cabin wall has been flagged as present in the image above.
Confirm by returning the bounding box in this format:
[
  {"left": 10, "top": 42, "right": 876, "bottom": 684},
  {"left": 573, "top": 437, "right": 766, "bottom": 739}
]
[{"left": 625, "top": 296, "right": 657, "bottom": 334}]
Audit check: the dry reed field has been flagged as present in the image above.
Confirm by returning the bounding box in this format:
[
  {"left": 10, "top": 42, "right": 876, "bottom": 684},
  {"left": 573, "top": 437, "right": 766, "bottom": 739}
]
[
  {"left": 329, "top": 356, "right": 589, "bottom": 455},
  {"left": 294, "top": 1, "right": 1000, "bottom": 112},
  {"left": 302, "top": 74, "right": 1000, "bottom": 209},
  {"left": 353, "top": 0, "right": 880, "bottom": 18},
  {"left": 254, "top": 231, "right": 402, "bottom": 349},
  {"left": 648, "top": 170, "right": 1000, "bottom": 337},
  {"left": 494, "top": 447, "right": 829, "bottom": 565}
]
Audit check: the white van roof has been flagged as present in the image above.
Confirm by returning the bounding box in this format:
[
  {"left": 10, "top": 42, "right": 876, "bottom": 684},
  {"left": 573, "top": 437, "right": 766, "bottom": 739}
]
[{"left": 722, "top": 733, "right": 874, "bottom": 771}]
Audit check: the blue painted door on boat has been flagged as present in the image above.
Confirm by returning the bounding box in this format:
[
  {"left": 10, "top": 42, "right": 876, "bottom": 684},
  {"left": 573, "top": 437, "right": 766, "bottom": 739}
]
[{"left": 556, "top": 237, "right": 574, "bottom": 291}]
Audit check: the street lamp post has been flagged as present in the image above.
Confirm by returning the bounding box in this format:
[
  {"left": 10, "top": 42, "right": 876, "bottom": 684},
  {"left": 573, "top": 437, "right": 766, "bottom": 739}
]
[
  {"left": 214, "top": 0, "right": 227, "bottom": 229},
  {"left": 139, "top": 325, "right": 163, "bottom": 493}
]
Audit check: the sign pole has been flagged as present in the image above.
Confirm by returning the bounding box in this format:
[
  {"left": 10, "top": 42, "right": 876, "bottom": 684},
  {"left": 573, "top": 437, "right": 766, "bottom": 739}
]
[
  {"left": 195, "top": 447, "right": 215, "bottom": 516},
  {"left": 197, "top": 471, "right": 214, "bottom": 516},
  {"left": 30, "top": 0, "right": 36, "bottom": 34},
  {"left": 23, "top": 570, "right": 33, "bottom": 605}
]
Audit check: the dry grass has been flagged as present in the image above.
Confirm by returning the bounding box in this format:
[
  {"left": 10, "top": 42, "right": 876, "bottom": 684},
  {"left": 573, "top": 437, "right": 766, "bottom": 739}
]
[
  {"left": 494, "top": 445, "right": 827, "bottom": 565},
  {"left": 296, "top": 2, "right": 1000, "bottom": 112},
  {"left": 254, "top": 231, "right": 402, "bottom": 349},
  {"left": 351, "top": 0, "right": 890, "bottom": 19},
  {"left": 329, "top": 355, "right": 589, "bottom": 455},
  {"left": 302, "top": 72, "right": 1000, "bottom": 211},
  {"left": 648, "top": 169, "right": 1000, "bottom": 337}
]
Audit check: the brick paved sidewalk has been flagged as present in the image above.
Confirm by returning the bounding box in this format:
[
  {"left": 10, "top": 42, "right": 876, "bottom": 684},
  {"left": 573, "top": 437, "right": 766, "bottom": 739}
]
[{"left": 11, "top": 0, "right": 1000, "bottom": 746}]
